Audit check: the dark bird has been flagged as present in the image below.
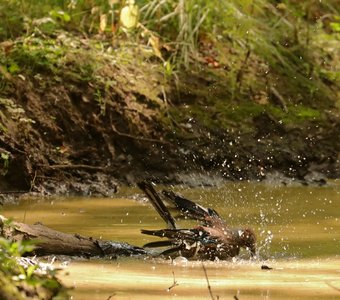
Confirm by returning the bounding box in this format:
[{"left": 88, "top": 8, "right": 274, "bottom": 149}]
[{"left": 137, "top": 181, "right": 256, "bottom": 260}]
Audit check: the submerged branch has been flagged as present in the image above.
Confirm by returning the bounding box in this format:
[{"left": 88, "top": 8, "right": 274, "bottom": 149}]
[{"left": 0, "top": 215, "right": 146, "bottom": 258}]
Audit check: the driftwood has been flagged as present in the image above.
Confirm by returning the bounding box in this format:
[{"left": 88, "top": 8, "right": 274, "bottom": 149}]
[{"left": 0, "top": 215, "right": 146, "bottom": 258}]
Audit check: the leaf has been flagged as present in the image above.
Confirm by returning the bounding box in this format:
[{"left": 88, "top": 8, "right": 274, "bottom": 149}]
[
  {"left": 1, "top": 152, "right": 9, "bottom": 161},
  {"left": 108, "top": 0, "right": 119, "bottom": 5},
  {"left": 42, "top": 278, "right": 61, "bottom": 289},
  {"left": 19, "top": 117, "right": 36, "bottom": 124},
  {"left": 99, "top": 14, "right": 107, "bottom": 33},
  {"left": 8, "top": 107, "right": 25, "bottom": 114},
  {"left": 63, "top": 12, "right": 71, "bottom": 22},
  {"left": 149, "top": 35, "right": 163, "bottom": 60},
  {"left": 26, "top": 265, "right": 37, "bottom": 279},
  {"left": 120, "top": 3, "right": 139, "bottom": 29},
  {"left": 276, "top": 3, "right": 287, "bottom": 11},
  {"left": 91, "top": 6, "right": 100, "bottom": 15},
  {"left": 49, "top": 10, "right": 71, "bottom": 23},
  {"left": 164, "top": 60, "right": 174, "bottom": 77},
  {"left": 8, "top": 63, "right": 20, "bottom": 74},
  {"left": 330, "top": 22, "right": 340, "bottom": 33}
]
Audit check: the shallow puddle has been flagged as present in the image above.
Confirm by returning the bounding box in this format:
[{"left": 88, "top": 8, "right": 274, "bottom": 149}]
[
  {"left": 2, "top": 181, "right": 340, "bottom": 299},
  {"left": 58, "top": 258, "right": 340, "bottom": 300}
]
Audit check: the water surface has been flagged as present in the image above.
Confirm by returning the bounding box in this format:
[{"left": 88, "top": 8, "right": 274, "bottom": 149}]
[{"left": 2, "top": 181, "right": 340, "bottom": 299}]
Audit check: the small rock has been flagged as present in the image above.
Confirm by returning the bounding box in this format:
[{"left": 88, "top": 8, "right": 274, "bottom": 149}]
[{"left": 261, "top": 265, "right": 273, "bottom": 270}]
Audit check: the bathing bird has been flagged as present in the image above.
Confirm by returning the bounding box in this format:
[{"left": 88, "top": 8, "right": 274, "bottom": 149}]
[{"left": 137, "top": 181, "right": 256, "bottom": 260}]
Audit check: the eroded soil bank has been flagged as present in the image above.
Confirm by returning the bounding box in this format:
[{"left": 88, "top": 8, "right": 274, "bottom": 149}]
[{"left": 0, "top": 33, "right": 339, "bottom": 197}]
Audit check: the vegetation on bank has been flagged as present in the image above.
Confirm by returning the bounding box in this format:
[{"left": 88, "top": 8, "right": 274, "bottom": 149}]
[
  {"left": 0, "top": 1, "right": 338, "bottom": 131},
  {"left": 0, "top": 222, "right": 68, "bottom": 300}
]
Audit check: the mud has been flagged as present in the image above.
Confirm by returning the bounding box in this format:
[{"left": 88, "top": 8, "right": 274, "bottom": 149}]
[{"left": 0, "top": 37, "right": 339, "bottom": 198}]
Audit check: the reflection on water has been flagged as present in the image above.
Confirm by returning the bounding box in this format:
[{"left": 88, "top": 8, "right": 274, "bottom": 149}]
[{"left": 2, "top": 181, "right": 340, "bottom": 299}]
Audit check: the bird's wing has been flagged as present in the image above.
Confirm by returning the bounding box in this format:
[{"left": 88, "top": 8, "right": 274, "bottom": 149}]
[
  {"left": 138, "top": 181, "right": 177, "bottom": 229},
  {"left": 141, "top": 227, "right": 229, "bottom": 259},
  {"left": 141, "top": 227, "right": 220, "bottom": 244},
  {"left": 161, "top": 190, "right": 226, "bottom": 227},
  {"left": 141, "top": 228, "right": 198, "bottom": 241}
]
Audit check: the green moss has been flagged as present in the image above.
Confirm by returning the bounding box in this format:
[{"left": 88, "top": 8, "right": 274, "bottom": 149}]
[
  {"left": 218, "top": 102, "right": 264, "bottom": 123},
  {"left": 165, "top": 97, "right": 325, "bottom": 138},
  {"left": 5, "top": 36, "right": 96, "bottom": 81},
  {"left": 10, "top": 44, "right": 60, "bottom": 75},
  {"left": 268, "top": 105, "right": 323, "bottom": 124},
  {"left": 166, "top": 99, "right": 264, "bottom": 133}
]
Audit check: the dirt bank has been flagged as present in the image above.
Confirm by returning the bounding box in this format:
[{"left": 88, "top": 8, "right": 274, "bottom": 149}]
[{"left": 1, "top": 33, "right": 339, "bottom": 197}]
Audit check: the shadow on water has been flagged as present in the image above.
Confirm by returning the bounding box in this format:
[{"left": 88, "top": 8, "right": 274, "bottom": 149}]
[{"left": 2, "top": 181, "right": 340, "bottom": 299}]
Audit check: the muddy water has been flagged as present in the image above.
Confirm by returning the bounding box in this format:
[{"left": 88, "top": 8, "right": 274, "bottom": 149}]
[{"left": 2, "top": 181, "right": 340, "bottom": 299}]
